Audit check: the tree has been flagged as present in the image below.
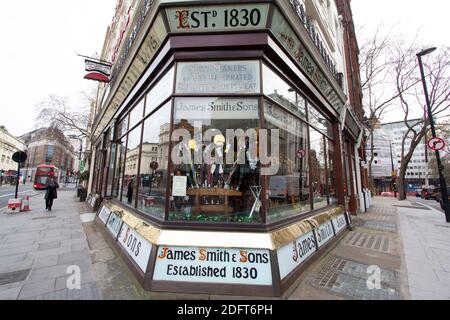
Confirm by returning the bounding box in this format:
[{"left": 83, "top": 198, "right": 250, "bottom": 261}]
[
  {"left": 35, "top": 89, "right": 95, "bottom": 140},
  {"left": 393, "top": 45, "right": 450, "bottom": 200},
  {"left": 359, "top": 26, "right": 419, "bottom": 191}
]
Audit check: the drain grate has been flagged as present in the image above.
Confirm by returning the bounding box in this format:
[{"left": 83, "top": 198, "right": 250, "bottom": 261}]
[
  {"left": 311, "top": 255, "right": 402, "bottom": 300},
  {"left": 363, "top": 220, "right": 397, "bottom": 233},
  {"left": 344, "top": 232, "right": 392, "bottom": 253},
  {"left": 0, "top": 269, "right": 31, "bottom": 286}
]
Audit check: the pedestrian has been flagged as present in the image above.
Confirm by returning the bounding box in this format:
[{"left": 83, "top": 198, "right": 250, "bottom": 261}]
[{"left": 45, "top": 176, "right": 59, "bottom": 211}]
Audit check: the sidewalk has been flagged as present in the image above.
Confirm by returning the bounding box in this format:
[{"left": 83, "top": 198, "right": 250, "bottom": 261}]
[
  {"left": 286, "top": 196, "right": 450, "bottom": 300},
  {"left": 0, "top": 190, "right": 99, "bottom": 300}
]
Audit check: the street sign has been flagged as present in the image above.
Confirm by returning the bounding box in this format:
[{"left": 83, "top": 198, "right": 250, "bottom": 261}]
[
  {"left": 427, "top": 137, "right": 446, "bottom": 151},
  {"left": 12, "top": 151, "right": 27, "bottom": 163},
  {"left": 296, "top": 149, "right": 306, "bottom": 159}
]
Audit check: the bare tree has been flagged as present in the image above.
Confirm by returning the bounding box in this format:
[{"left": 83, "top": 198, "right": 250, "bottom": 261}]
[
  {"left": 393, "top": 45, "right": 450, "bottom": 200},
  {"left": 35, "top": 92, "right": 93, "bottom": 140},
  {"left": 359, "top": 26, "right": 417, "bottom": 191}
]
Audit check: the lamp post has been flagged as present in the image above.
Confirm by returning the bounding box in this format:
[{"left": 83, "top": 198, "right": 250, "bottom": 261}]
[{"left": 417, "top": 47, "right": 450, "bottom": 222}]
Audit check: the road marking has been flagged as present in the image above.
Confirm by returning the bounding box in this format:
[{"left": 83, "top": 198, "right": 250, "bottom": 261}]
[{"left": 0, "top": 190, "right": 36, "bottom": 198}]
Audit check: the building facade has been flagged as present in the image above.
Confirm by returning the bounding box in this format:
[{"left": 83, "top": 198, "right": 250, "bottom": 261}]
[
  {"left": 21, "top": 127, "right": 75, "bottom": 184},
  {"left": 87, "top": 0, "right": 365, "bottom": 297},
  {"left": 0, "top": 126, "right": 25, "bottom": 184},
  {"left": 368, "top": 119, "right": 439, "bottom": 193}
]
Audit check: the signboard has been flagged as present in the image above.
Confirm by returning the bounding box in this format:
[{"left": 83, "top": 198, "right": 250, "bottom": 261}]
[
  {"left": 331, "top": 214, "right": 347, "bottom": 234},
  {"left": 174, "top": 98, "right": 259, "bottom": 120},
  {"left": 176, "top": 60, "right": 260, "bottom": 94},
  {"left": 427, "top": 137, "right": 446, "bottom": 151},
  {"left": 172, "top": 176, "right": 188, "bottom": 197},
  {"left": 85, "top": 59, "right": 112, "bottom": 76},
  {"left": 270, "top": 9, "right": 344, "bottom": 110},
  {"left": 277, "top": 231, "right": 317, "bottom": 279},
  {"left": 166, "top": 4, "right": 270, "bottom": 33},
  {"left": 313, "top": 220, "right": 335, "bottom": 248},
  {"left": 106, "top": 212, "right": 123, "bottom": 238},
  {"left": 98, "top": 206, "right": 111, "bottom": 224},
  {"left": 153, "top": 246, "right": 272, "bottom": 285},
  {"left": 296, "top": 149, "right": 306, "bottom": 159},
  {"left": 117, "top": 223, "right": 153, "bottom": 272},
  {"left": 12, "top": 151, "right": 27, "bottom": 163}
]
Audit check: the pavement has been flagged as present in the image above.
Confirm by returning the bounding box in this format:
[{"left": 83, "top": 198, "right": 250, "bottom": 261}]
[
  {"left": 1, "top": 190, "right": 449, "bottom": 300},
  {"left": 0, "top": 187, "right": 100, "bottom": 300}
]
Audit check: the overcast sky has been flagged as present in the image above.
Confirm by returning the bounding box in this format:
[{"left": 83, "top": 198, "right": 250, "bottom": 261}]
[{"left": 0, "top": 0, "right": 449, "bottom": 137}]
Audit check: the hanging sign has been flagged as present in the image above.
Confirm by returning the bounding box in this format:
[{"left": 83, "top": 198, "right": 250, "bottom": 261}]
[
  {"left": 427, "top": 137, "right": 446, "bottom": 151},
  {"left": 84, "top": 59, "right": 112, "bottom": 83},
  {"left": 153, "top": 246, "right": 272, "bottom": 285}
]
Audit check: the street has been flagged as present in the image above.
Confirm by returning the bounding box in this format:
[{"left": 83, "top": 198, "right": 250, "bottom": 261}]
[
  {"left": 0, "top": 184, "right": 43, "bottom": 209},
  {"left": 409, "top": 196, "right": 445, "bottom": 213}
]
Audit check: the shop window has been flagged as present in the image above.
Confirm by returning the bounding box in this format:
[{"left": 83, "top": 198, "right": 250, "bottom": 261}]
[
  {"left": 169, "top": 97, "right": 261, "bottom": 223},
  {"left": 106, "top": 143, "right": 116, "bottom": 197},
  {"left": 326, "top": 139, "right": 337, "bottom": 204},
  {"left": 129, "top": 99, "right": 145, "bottom": 130},
  {"left": 308, "top": 104, "right": 333, "bottom": 139},
  {"left": 264, "top": 100, "right": 310, "bottom": 222},
  {"left": 116, "top": 115, "right": 129, "bottom": 139},
  {"left": 145, "top": 67, "right": 175, "bottom": 117},
  {"left": 309, "top": 127, "right": 328, "bottom": 210},
  {"left": 112, "top": 140, "right": 127, "bottom": 200},
  {"left": 121, "top": 125, "right": 142, "bottom": 207},
  {"left": 137, "top": 102, "right": 172, "bottom": 219},
  {"left": 262, "top": 64, "right": 306, "bottom": 120}
]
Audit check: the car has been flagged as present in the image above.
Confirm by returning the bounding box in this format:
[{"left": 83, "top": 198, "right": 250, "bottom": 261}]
[
  {"left": 421, "top": 187, "right": 437, "bottom": 200},
  {"left": 435, "top": 186, "right": 450, "bottom": 210}
]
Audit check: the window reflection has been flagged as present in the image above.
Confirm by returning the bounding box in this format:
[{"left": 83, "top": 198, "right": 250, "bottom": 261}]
[
  {"left": 264, "top": 101, "right": 310, "bottom": 222},
  {"left": 137, "top": 102, "right": 172, "bottom": 219},
  {"left": 122, "top": 126, "right": 142, "bottom": 207},
  {"left": 263, "top": 64, "right": 306, "bottom": 120},
  {"left": 309, "top": 128, "right": 328, "bottom": 209}
]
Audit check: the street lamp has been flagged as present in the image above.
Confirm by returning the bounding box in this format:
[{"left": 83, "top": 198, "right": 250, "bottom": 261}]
[{"left": 417, "top": 47, "right": 450, "bottom": 222}]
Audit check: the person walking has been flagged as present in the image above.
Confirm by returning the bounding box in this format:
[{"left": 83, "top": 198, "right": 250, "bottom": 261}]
[{"left": 45, "top": 176, "right": 59, "bottom": 211}]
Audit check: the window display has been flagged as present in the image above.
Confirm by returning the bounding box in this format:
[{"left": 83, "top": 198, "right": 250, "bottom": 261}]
[
  {"left": 169, "top": 97, "right": 261, "bottom": 223},
  {"left": 121, "top": 125, "right": 142, "bottom": 207},
  {"left": 309, "top": 127, "right": 328, "bottom": 210}
]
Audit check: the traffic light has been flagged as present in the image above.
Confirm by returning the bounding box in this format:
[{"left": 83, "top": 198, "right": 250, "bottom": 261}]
[{"left": 392, "top": 179, "right": 397, "bottom": 192}]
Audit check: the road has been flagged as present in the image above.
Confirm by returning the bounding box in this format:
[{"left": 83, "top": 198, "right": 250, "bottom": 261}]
[
  {"left": 0, "top": 184, "right": 44, "bottom": 209},
  {"left": 409, "top": 196, "right": 444, "bottom": 213}
]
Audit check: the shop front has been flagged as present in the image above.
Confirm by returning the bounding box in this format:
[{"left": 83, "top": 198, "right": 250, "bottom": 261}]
[{"left": 88, "top": 0, "right": 361, "bottom": 297}]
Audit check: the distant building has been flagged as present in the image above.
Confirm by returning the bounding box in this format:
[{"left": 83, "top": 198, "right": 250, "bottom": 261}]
[
  {"left": 20, "top": 127, "right": 75, "bottom": 183},
  {"left": 368, "top": 119, "right": 440, "bottom": 193},
  {"left": 0, "top": 125, "right": 25, "bottom": 184}
]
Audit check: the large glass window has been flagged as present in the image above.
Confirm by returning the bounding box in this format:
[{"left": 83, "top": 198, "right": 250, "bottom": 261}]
[
  {"left": 263, "top": 64, "right": 306, "bottom": 120},
  {"left": 169, "top": 97, "right": 262, "bottom": 223},
  {"left": 145, "top": 67, "right": 174, "bottom": 117},
  {"left": 264, "top": 101, "right": 310, "bottom": 222},
  {"left": 137, "top": 102, "right": 172, "bottom": 219},
  {"left": 308, "top": 104, "right": 334, "bottom": 139},
  {"left": 326, "top": 139, "right": 338, "bottom": 204},
  {"left": 112, "top": 137, "right": 126, "bottom": 200},
  {"left": 309, "top": 128, "right": 328, "bottom": 210},
  {"left": 121, "top": 126, "right": 142, "bottom": 207},
  {"left": 129, "top": 99, "right": 145, "bottom": 130}
]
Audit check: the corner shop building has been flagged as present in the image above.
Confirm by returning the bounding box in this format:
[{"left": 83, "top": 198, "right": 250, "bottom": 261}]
[{"left": 87, "top": 0, "right": 366, "bottom": 297}]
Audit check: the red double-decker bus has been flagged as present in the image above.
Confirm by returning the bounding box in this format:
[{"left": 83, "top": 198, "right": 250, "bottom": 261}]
[{"left": 33, "top": 164, "right": 59, "bottom": 190}]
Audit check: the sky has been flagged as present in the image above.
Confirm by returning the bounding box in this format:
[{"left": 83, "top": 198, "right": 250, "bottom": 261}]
[{"left": 0, "top": 0, "right": 449, "bottom": 137}]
